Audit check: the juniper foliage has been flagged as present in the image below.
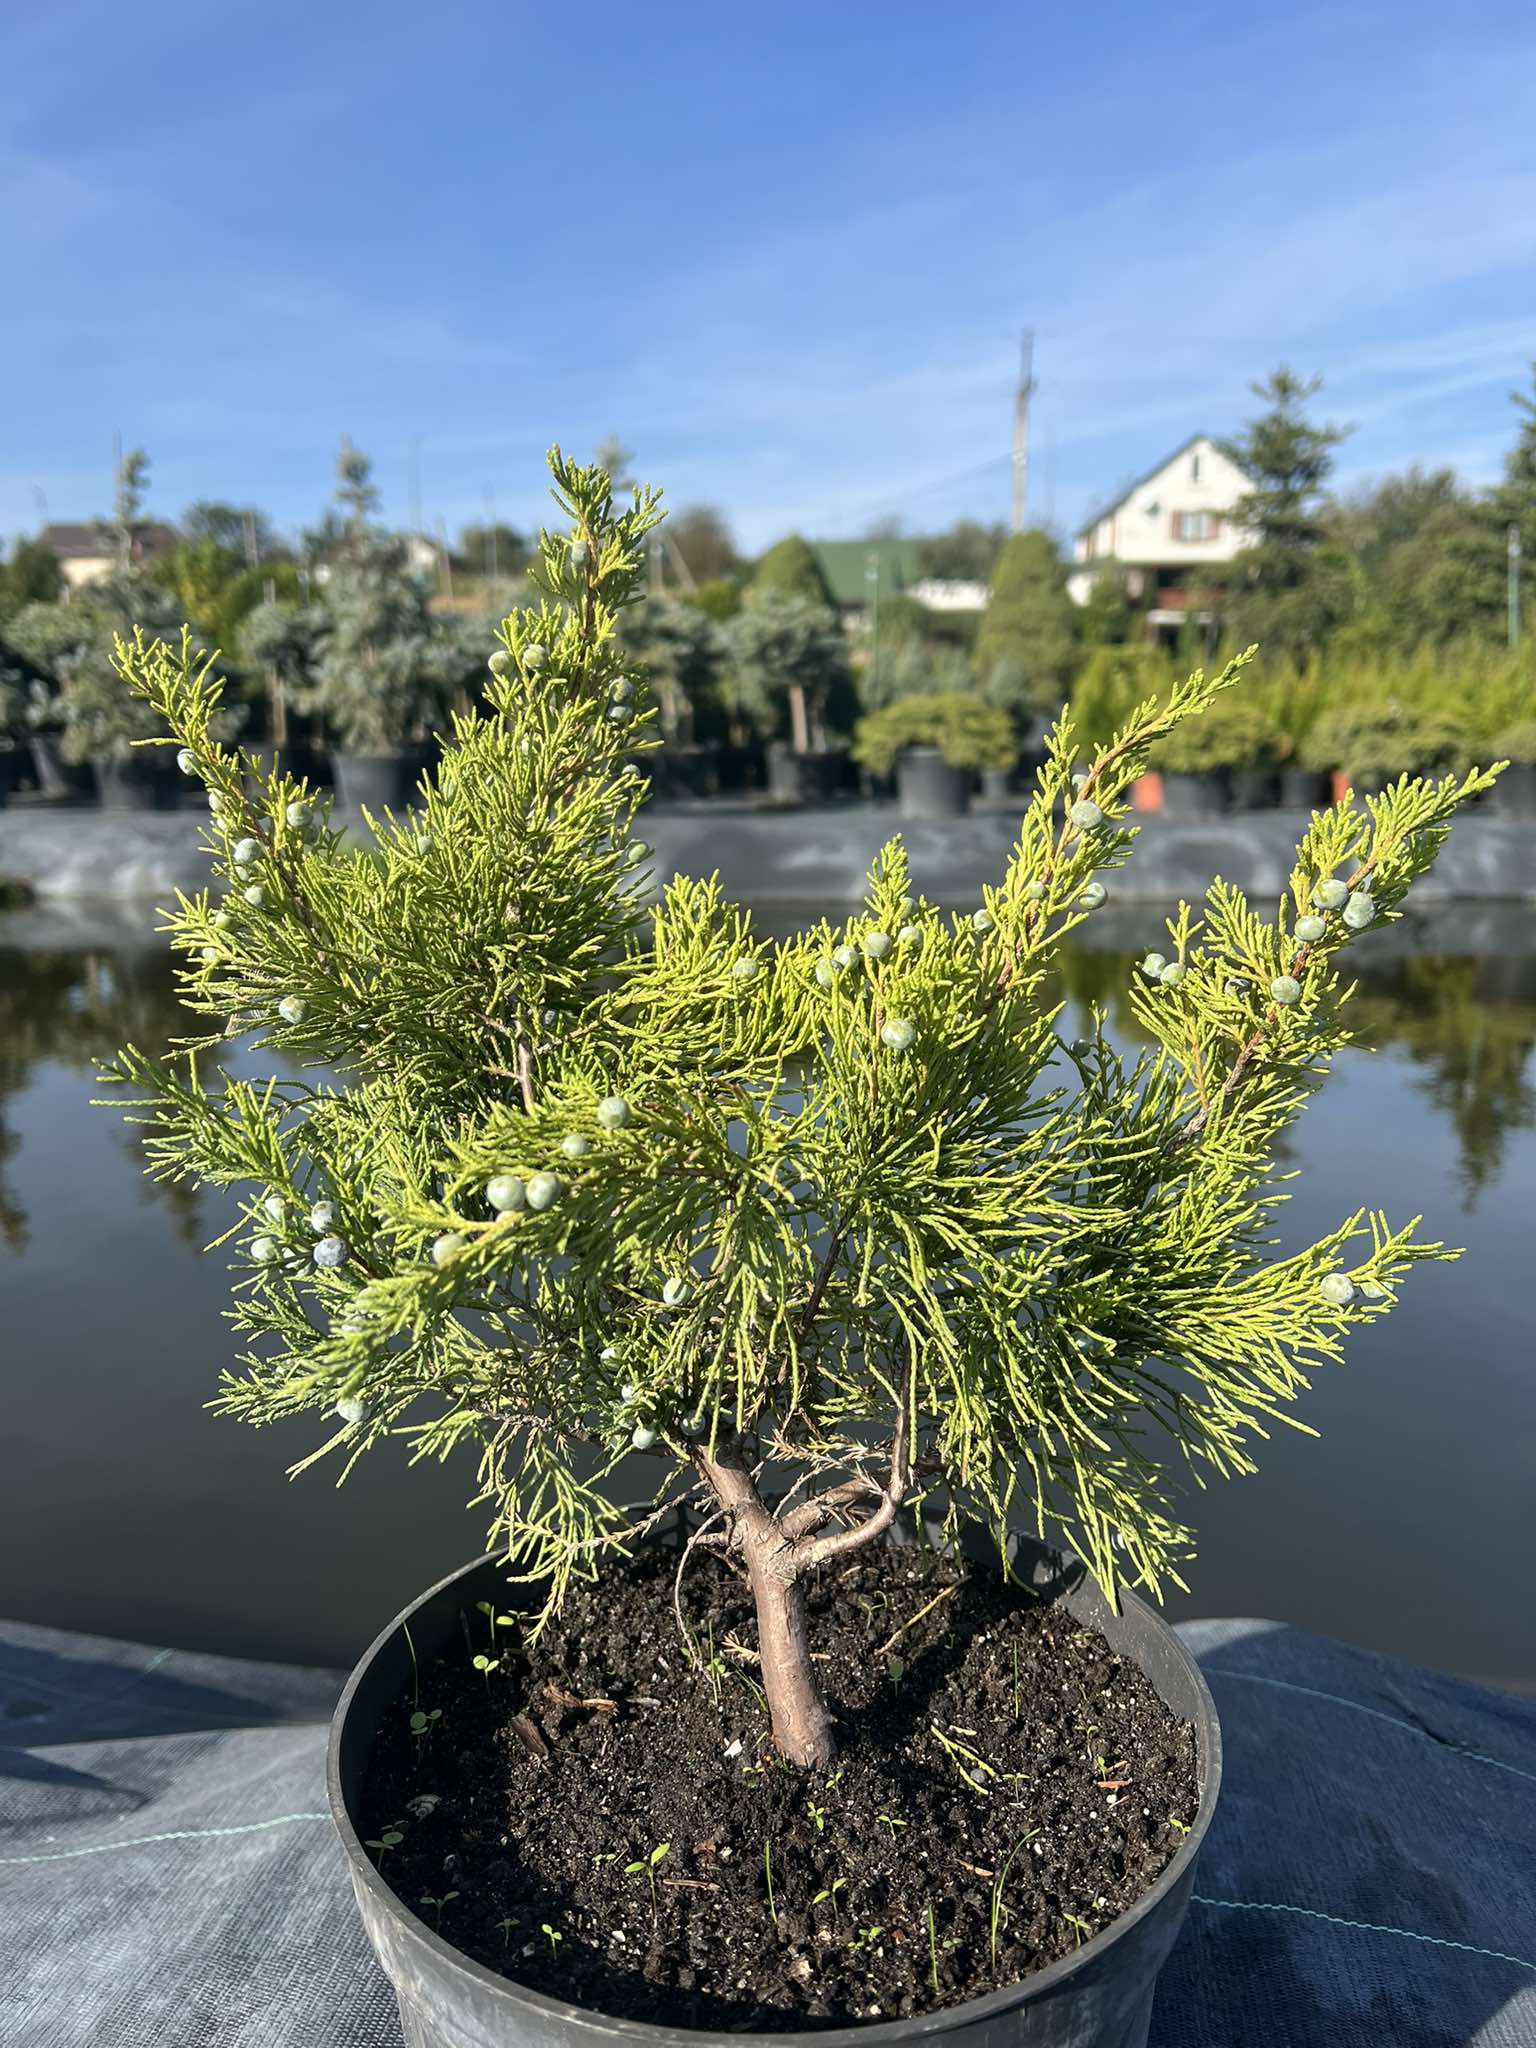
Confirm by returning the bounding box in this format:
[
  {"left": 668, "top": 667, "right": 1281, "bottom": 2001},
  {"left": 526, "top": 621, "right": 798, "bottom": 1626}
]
[{"left": 101, "top": 451, "right": 1499, "bottom": 1763}]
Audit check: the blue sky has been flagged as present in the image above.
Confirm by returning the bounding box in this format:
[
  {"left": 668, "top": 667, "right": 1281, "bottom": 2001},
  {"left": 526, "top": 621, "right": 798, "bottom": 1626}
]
[{"left": 3, "top": 0, "right": 1534, "bottom": 554}]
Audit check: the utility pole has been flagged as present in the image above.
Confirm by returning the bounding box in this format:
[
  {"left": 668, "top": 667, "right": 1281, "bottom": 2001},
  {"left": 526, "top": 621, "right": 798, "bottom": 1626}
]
[
  {"left": 408, "top": 437, "right": 423, "bottom": 542},
  {"left": 1509, "top": 523, "right": 1522, "bottom": 650},
  {"left": 1011, "top": 330, "right": 1036, "bottom": 534}
]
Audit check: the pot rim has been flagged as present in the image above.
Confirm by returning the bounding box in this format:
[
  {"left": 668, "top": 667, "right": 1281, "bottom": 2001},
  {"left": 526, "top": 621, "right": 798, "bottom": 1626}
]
[{"left": 327, "top": 1536, "right": 1221, "bottom": 2045}]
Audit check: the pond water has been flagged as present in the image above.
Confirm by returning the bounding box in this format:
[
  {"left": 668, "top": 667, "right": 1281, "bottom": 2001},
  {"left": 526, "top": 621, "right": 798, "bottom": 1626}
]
[{"left": 3, "top": 903, "right": 1534, "bottom": 1689}]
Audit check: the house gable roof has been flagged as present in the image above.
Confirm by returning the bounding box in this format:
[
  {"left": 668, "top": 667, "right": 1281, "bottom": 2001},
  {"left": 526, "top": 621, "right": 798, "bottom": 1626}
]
[
  {"left": 39, "top": 521, "right": 178, "bottom": 559},
  {"left": 1075, "top": 435, "right": 1244, "bottom": 537}
]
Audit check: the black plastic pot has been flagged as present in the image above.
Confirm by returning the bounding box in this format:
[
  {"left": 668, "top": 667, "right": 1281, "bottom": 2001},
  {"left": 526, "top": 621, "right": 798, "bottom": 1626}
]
[
  {"left": 329, "top": 1522, "right": 1221, "bottom": 2048},
  {"left": 29, "top": 734, "right": 94, "bottom": 801},
  {"left": 1492, "top": 762, "right": 1536, "bottom": 820},
  {"left": 94, "top": 753, "right": 179, "bottom": 811},
  {"left": 1229, "top": 769, "right": 1278, "bottom": 813},
  {"left": 1159, "top": 770, "right": 1228, "bottom": 819},
  {"left": 765, "top": 743, "right": 849, "bottom": 805},
  {"left": 1279, "top": 768, "right": 1331, "bottom": 811},
  {"left": 715, "top": 742, "right": 765, "bottom": 795},
  {"left": 896, "top": 746, "right": 970, "bottom": 821},
  {"left": 659, "top": 745, "right": 721, "bottom": 801},
  {"left": 332, "top": 749, "right": 419, "bottom": 813}
]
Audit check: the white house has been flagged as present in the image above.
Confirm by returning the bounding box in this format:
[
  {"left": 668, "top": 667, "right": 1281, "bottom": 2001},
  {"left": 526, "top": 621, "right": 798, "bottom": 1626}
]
[
  {"left": 1067, "top": 435, "right": 1252, "bottom": 640},
  {"left": 40, "top": 521, "right": 179, "bottom": 593}
]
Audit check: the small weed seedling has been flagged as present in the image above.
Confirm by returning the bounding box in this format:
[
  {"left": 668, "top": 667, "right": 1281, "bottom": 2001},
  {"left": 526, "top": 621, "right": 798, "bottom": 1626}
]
[
  {"left": 472, "top": 1652, "right": 501, "bottom": 1686},
  {"left": 764, "top": 1837, "right": 778, "bottom": 1927},
  {"left": 806, "top": 1798, "right": 828, "bottom": 1833},
  {"left": 876, "top": 1812, "right": 909, "bottom": 1837},
  {"left": 495, "top": 1916, "right": 517, "bottom": 1953},
  {"left": 624, "top": 1842, "right": 671, "bottom": 1922},
  {"left": 811, "top": 1875, "right": 847, "bottom": 1924},
  {"left": 848, "top": 1924, "right": 884, "bottom": 1958},
  {"left": 989, "top": 1832, "right": 1040, "bottom": 1966},
  {"left": 403, "top": 1621, "right": 420, "bottom": 1711},
  {"left": 420, "top": 1890, "right": 458, "bottom": 1930},
  {"left": 408, "top": 1706, "right": 441, "bottom": 1749},
  {"left": 365, "top": 1822, "right": 405, "bottom": 1860},
  {"left": 1064, "top": 1912, "right": 1093, "bottom": 1947},
  {"left": 541, "top": 1922, "right": 563, "bottom": 1959},
  {"left": 927, "top": 1901, "right": 941, "bottom": 1996},
  {"left": 1011, "top": 1642, "right": 1021, "bottom": 1720}
]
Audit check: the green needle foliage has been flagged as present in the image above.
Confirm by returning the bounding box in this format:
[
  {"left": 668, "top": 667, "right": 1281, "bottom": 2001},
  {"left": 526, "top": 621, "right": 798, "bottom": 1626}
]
[{"left": 99, "top": 449, "right": 1501, "bottom": 1766}]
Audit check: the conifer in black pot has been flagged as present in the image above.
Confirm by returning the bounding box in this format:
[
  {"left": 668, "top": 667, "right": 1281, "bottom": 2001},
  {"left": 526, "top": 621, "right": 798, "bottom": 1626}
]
[{"left": 101, "top": 454, "right": 1500, "bottom": 2046}]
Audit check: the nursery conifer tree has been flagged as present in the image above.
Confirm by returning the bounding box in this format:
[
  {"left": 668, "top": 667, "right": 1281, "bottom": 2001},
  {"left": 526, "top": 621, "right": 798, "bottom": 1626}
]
[{"left": 103, "top": 451, "right": 1500, "bottom": 1769}]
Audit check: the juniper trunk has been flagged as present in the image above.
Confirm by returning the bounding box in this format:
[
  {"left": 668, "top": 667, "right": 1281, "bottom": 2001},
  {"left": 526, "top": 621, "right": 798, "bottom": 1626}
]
[{"left": 693, "top": 1442, "right": 838, "bottom": 1769}]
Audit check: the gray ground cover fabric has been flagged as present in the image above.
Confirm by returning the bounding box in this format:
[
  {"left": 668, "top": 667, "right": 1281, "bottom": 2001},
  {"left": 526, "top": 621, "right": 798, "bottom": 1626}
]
[{"left": 2, "top": 1613, "right": 1532, "bottom": 2046}]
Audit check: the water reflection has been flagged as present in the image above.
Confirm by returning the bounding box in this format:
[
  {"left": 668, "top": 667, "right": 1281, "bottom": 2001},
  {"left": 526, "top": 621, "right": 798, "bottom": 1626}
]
[
  {"left": 1, "top": 904, "right": 1534, "bottom": 1682},
  {"left": 0, "top": 940, "right": 216, "bottom": 1252},
  {"left": 4, "top": 917, "right": 1532, "bottom": 1250}
]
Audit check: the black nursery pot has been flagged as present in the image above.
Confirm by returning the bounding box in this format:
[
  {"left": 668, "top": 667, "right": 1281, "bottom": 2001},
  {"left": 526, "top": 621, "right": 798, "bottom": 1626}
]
[
  {"left": 765, "top": 743, "right": 850, "bottom": 805},
  {"left": 329, "top": 1524, "right": 1221, "bottom": 2048},
  {"left": 94, "top": 752, "right": 179, "bottom": 811},
  {"left": 1228, "top": 769, "right": 1278, "bottom": 813},
  {"left": 1159, "top": 770, "right": 1228, "bottom": 819},
  {"left": 332, "top": 748, "right": 419, "bottom": 813},
  {"left": 1491, "top": 763, "right": 1536, "bottom": 820},
  {"left": 1279, "top": 767, "right": 1332, "bottom": 811},
  {"left": 895, "top": 746, "right": 970, "bottom": 821}
]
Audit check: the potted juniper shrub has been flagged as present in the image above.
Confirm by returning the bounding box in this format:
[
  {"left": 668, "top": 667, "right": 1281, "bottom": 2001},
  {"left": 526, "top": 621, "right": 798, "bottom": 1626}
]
[
  {"left": 852, "top": 693, "right": 1017, "bottom": 822},
  {"left": 102, "top": 453, "right": 1497, "bottom": 2047},
  {"left": 1150, "top": 701, "right": 1233, "bottom": 818},
  {"left": 303, "top": 539, "right": 458, "bottom": 812},
  {"left": 1301, "top": 699, "right": 1471, "bottom": 801},
  {"left": 727, "top": 596, "right": 854, "bottom": 807}
]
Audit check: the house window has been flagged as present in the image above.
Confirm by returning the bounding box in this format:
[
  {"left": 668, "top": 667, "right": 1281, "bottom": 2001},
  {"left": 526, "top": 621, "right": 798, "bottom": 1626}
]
[
  {"left": 1171, "top": 510, "right": 1218, "bottom": 543},
  {"left": 1190, "top": 451, "right": 1202, "bottom": 483}
]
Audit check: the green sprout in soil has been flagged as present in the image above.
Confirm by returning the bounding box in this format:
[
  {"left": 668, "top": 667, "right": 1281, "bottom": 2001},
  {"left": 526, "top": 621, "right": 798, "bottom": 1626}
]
[
  {"left": 989, "top": 1832, "right": 1040, "bottom": 1966},
  {"left": 624, "top": 1841, "right": 670, "bottom": 1922},
  {"left": 541, "top": 1922, "right": 563, "bottom": 1958},
  {"left": 99, "top": 446, "right": 1501, "bottom": 1777},
  {"left": 365, "top": 1822, "right": 405, "bottom": 1860},
  {"left": 811, "top": 1875, "right": 847, "bottom": 1924},
  {"left": 407, "top": 1706, "right": 441, "bottom": 1749},
  {"left": 420, "top": 1890, "right": 458, "bottom": 1930}
]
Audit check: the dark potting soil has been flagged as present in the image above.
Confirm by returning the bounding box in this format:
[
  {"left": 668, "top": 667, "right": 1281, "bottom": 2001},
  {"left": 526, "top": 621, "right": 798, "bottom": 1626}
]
[{"left": 357, "top": 1544, "right": 1199, "bottom": 2030}]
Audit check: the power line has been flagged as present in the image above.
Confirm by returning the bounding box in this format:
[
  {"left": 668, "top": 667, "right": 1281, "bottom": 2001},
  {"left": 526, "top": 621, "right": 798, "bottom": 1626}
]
[{"left": 810, "top": 453, "right": 1011, "bottom": 535}]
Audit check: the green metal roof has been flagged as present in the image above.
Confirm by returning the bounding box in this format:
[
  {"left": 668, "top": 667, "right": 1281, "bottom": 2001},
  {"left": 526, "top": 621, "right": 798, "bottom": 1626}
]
[{"left": 809, "top": 538, "right": 926, "bottom": 607}]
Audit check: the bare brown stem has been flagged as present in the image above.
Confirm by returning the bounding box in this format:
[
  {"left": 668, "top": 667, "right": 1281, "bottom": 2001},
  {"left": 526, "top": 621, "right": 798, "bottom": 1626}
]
[
  {"left": 691, "top": 1435, "right": 836, "bottom": 1768},
  {"left": 691, "top": 1411, "right": 911, "bottom": 1768}
]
